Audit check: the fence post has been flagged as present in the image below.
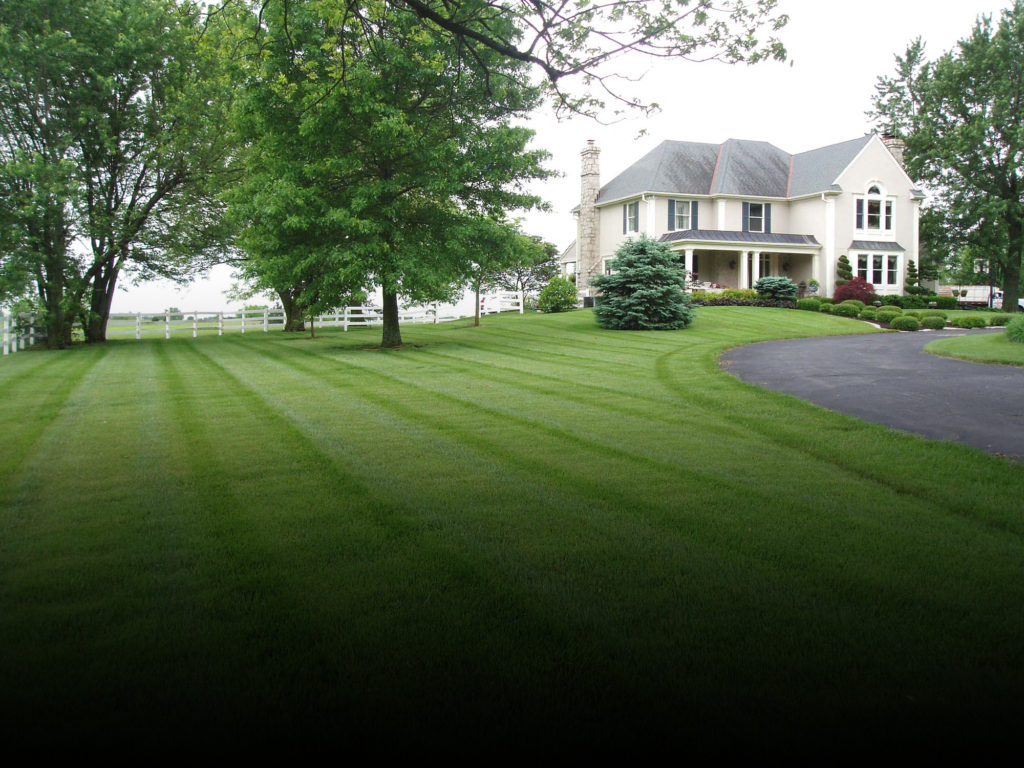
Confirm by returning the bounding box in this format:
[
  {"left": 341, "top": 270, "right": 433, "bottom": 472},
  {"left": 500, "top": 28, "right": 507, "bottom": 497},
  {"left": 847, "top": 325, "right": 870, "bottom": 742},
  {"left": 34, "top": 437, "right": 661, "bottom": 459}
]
[
  {"left": 241, "top": 311, "right": 246, "bottom": 335},
  {"left": 518, "top": 290, "right": 524, "bottom": 314},
  {"left": 263, "top": 308, "right": 269, "bottom": 332},
  {"left": 218, "top": 312, "right": 224, "bottom": 336},
  {"left": 192, "top": 312, "right": 198, "bottom": 338},
  {"left": 18, "top": 318, "right": 26, "bottom": 350},
  {"left": 343, "top": 307, "right": 349, "bottom": 332},
  {"left": 28, "top": 315, "right": 36, "bottom": 346},
  {"left": 165, "top": 312, "right": 170, "bottom": 340},
  {"left": 135, "top": 313, "right": 141, "bottom": 340},
  {"left": 2, "top": 312, "right": 9, "bottom": 356}
]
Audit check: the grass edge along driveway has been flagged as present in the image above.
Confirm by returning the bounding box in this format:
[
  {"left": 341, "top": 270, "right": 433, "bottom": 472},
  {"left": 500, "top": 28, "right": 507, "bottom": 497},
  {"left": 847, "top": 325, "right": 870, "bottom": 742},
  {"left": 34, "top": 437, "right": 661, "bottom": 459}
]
[{"left": 1, "top": 307, "right": 1022, "bottom": 754}]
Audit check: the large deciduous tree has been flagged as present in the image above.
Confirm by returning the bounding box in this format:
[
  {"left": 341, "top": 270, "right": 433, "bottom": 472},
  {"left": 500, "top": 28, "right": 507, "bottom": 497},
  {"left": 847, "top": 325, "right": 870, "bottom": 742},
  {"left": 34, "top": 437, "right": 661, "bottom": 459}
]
[
  {"left": 871, "top": 2, "right": 1024, "bottom": 310},
  {"left": 0, "top": 0, "right": 240, "bottom": 347},
  {"left": 231, "top": 1, "right": 552, "bottom": 348}
]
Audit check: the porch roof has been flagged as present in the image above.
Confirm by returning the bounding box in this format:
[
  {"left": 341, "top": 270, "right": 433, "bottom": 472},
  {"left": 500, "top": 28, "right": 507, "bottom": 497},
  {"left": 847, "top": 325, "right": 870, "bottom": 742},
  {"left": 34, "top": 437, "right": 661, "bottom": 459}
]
[
  {"left": 659, "top": 230, "right": 820, "bottom": 247},
  {"left": 849, "top": 240, "right": 906, "bottom": 251}
]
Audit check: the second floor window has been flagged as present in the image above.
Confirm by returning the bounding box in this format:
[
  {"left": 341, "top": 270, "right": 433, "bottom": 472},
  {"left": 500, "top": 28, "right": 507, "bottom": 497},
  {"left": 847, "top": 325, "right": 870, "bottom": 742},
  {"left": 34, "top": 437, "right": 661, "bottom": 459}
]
[
  {"left": 623, "top": 201, "right": 639, "bottom": 233},
  {"left": 669, "top": 199, "right": 699, "bottom": 231},
  {"left": 856, "top": 185, "right": 894, "bottom": 232},
  {"left": 743, "top": 202, "right": 771, "bottom": 234}
]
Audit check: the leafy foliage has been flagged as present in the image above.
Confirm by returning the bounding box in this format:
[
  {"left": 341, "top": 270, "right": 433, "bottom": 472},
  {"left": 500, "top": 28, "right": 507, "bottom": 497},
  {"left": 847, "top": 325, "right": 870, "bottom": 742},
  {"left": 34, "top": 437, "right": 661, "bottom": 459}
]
[
  {"left": 0, "top": 0, "right": 240, "bottom": 345},
  {"left": 830, "top": 303, "right": 860, "bottom": 318},
  {"left": 537, "top": 276, "right": 579, "bottom": 313},
  {"left": 229, "top": 1, "right": 552, "bottom": 347},
  {"left": 754, "top": 276, "right": 798, "bottom": 301},
  {"left": 954, "top": 316, "right": 989, "bottom": 329},
  {"left": 833, "top": 277, "right": 878, "bottom": 305},
  {"left": 591, "top": 235, "right": 694, "bottom": 330},
  {"left": 1007, "top": 315, "right": 1024, "bottom": 343},
  {"left": 922, "top": 316, "right": 947, "bottom": 330},
  {"left": 871, "top": 3, "right": 1024, "bottom": 311},
  {"left": 796, "top": 298, "right": 821, "bottom": 311}
]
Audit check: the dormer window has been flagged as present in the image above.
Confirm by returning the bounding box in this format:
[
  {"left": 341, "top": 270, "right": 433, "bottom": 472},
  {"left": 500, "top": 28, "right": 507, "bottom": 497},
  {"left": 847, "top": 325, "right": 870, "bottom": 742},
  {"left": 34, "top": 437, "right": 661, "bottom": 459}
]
[
  {"left": 742, "top": 202, "right": 771, "bottom": 234},
  {"left": 856, "top": 184, "right": 894, "bottom": 232}
]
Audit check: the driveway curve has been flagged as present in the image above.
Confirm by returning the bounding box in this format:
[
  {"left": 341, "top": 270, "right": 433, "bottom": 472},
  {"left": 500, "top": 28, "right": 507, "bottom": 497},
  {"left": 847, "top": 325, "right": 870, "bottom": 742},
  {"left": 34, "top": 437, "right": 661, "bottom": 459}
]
[{"left": 719, "top": 328, "right": 1024, "bottom": 462}]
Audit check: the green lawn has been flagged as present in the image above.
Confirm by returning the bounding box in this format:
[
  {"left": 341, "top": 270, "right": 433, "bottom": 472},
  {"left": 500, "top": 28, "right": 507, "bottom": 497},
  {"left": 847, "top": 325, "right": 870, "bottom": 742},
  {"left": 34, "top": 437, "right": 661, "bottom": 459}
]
[
  {"left": 2, "top": 307, "right": 1023, "bottom": 754},
  {"left": 927, "top": 327, "right": 1024, "bottom": 367}
]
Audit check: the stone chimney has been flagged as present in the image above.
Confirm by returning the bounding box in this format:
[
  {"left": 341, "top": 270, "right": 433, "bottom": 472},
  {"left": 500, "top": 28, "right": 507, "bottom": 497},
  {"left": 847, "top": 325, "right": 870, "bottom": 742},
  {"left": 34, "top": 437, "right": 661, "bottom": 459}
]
[
  {"left": 882, "top": 134, "right": 906, "bottom": 168},
  {"left": 577, "top": 140, "right": 601, "bottom": 298}
]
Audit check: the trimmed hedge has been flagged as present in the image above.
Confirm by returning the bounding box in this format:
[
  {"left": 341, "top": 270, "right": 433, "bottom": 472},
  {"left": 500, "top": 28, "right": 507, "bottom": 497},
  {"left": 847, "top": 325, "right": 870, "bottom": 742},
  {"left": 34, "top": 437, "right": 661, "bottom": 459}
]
[
  {"left": 902, "top": 310, "right": 922, "bottom": 318},
  {"left": 921, "top": 316, "right": 946, "bottom": 330},
  {"left": 859, "top": 307, "right": 877, "bottom": 320},
  {"left": 1007, "top": 315, "right": 1024, "bottom": 343},
  {"left": 988, "top": 313, "right": 1014, "bottom": 326},
  {"left": 954, "top": 316, "right": 988, "bottom": 329},
  {"left": 831, "top": 303, "right": 860, "bottom": 318},
  {"left": 796, "top": 298, "right": 821, "bottom": 311},
  {"left": 839, "top": 299, "right": 865, "bottom": 311},
  {"left": 819, "top": 303, "right": 834, "bottom": 314},
  {"left": 890, "top": 316, "right": 920, "bottom": 331},
  {"left": 934, "top": 296, "right": 959, "bottom": 310},
  {"left": 920, "top": 310, "right": 948, "bottom": 319}
]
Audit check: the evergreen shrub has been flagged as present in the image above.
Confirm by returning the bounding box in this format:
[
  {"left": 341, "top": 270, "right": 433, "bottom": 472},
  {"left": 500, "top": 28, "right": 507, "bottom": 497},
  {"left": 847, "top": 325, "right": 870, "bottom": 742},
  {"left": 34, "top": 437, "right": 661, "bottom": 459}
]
[
  {"left": 988, "top": 313, "right": 1013, "bottom": 326},
  {"left": 831, "top": 303, "right": 860, "bottom": 317},
  {"left": 921, "top": 316, "right": 946, "bottom": 330},
  {"left": 796, "top": 298, "right": 821, "bottom": 311},
  {"left": 591, "top": 235, "right": 695, "bottom": 330},
  {"left": 754, "top": 276, "right": 798, "bottom": 301},
  {"left": 859, "top": 307, "right": 877, "bottom": 320},
  {"left": 934, "top": 296, "right": 959, "bottom": 310},
  {"left": 890, "top": 316, "right": 920, "bottom": 331}
]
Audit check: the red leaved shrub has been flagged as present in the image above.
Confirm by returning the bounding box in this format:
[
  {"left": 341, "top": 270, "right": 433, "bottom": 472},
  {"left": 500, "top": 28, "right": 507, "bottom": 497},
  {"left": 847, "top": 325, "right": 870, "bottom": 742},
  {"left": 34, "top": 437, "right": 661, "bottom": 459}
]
[{"left": 833, "top": 277, "right": 877, "bottom": 304}]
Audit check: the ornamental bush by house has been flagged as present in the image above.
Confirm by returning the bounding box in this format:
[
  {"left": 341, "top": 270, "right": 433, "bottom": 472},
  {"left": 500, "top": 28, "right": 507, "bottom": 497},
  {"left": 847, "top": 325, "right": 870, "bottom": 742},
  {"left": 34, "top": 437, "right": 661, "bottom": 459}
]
[
  {"left": 1006, "top": 315, "right": 1024, "bottom": 343},
  {"left": 831, "top": 303, "right": 860, "bottom": 318},
  {"left": 836, "top": 254, "right": 853, "bottom": 286},
  {"left": 537, "top": 276, "right": 579, "bottom": 313},
  {"left": 754, "top": 276, "right": 798, "bottom": 301},
  {"left": 859, "top": 306, "right": 877, "bottom": 320},
  {"left": 988, "top": 313, "right": 1014, "bottom": 326},
  {"left": 921, "top": 316, "right": 946, "bottom": 330},
  {"left": 833, "top": 277, "right": 878, "bottom": 305},
  {"left": 796, "top": 298, "right": 820, "bottom": 311},
  {"left": 591, "top": 235, "right": 695, "bottom": 330}
]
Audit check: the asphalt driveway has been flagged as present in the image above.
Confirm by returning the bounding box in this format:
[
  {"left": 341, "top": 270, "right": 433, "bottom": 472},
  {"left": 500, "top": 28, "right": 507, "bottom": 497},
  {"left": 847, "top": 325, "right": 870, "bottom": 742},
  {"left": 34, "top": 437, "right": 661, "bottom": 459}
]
[{"left": 719, "top": 328, "right": 1024, "bottom": 462}]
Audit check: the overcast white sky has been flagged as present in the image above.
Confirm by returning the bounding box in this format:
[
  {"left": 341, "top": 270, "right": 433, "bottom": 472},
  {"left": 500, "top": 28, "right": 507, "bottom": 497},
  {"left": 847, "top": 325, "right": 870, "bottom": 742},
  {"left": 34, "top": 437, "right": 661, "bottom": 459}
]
[{"left": 110, "top": 0, "right": 1015, "bottom": 313}]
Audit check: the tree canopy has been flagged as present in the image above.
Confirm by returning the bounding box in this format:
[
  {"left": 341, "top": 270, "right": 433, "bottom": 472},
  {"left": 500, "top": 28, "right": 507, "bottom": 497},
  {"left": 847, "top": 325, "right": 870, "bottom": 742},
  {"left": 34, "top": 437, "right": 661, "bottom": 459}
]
[
  {"left": 0, "top": 0, "right": 241, "bottom": 346},
  {"left": 871, "top": 2, "right": 1024, "bottom": 309},
  {"left": 230, "top": 0, "right": 553, "bottom": 347}
]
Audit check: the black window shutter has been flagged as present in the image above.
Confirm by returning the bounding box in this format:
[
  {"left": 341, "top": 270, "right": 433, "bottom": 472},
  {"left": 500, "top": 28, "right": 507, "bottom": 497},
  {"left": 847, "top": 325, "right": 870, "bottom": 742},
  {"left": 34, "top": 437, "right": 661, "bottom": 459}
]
[
  {"left": 742, "top": 202, "right": 750, "bottom": 232},
  {"left": 668, "top": 199, "right": 676, "bottom": 230},
  {"left": 765, "top": 203, "right": 772, "bottom": 234},
  {"left": 623, "top": 204, "right": 627, "bottom": 234},
  {"left": 691, "top": 201, "right": 699, "bottom": 231}
]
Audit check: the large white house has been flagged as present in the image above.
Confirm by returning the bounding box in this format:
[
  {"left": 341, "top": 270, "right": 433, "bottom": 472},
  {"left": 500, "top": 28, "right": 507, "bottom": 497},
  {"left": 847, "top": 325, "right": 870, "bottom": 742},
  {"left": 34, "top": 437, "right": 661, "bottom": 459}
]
[{"left": 569, "top": 133, "right": 924, "bottom": 299}]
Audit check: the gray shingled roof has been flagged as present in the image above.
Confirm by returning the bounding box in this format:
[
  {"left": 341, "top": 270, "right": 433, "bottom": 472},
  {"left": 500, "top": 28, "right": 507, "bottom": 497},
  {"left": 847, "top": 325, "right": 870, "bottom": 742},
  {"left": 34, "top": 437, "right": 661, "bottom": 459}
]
[
  {"left": 595, "top": 141, "right": 719, "bottom": 203},
  {"left": 790, "top": 136, "right": 872, "bottom": 197},
  {"left": 597, "top": 135, "right": 875, "bottom": 203},
  {"left": 849, "top": 240, "right": 905, "bottom": 251},
  {"left": 660, "top": 230, "right": 820, "bottom": 246}
]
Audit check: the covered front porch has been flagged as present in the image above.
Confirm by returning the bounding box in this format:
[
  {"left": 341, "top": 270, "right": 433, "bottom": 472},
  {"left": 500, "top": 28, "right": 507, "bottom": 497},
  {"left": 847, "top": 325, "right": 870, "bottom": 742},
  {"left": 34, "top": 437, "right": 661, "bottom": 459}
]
[{"left": 660, "top": 231, "right": 821, "bottom": 291}]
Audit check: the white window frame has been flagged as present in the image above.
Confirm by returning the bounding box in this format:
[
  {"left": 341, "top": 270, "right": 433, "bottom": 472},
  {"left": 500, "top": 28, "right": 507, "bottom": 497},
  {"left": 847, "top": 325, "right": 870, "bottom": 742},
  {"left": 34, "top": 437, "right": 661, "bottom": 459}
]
[
  {"left": 747, "top": 202, "right": 765, "bottom": 233},
  {"left": 855, "top": 252, "right": 900, "bottom": 287},
  {"left": 671, "top": 199, "right": 692, "bottom": 231},
  {"left": 623, "top": 201, "right": 639, "bottom": 233},
  {"left": 855, "top": 183, "right": 895, "bottom": 236}
]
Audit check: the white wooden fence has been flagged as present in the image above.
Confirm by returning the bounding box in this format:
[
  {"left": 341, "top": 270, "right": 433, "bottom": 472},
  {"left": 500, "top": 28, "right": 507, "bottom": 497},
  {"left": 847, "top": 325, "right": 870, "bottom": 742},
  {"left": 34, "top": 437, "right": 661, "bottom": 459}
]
[{"left": 1, "top": 291, "right": 523, "bottom": 355}]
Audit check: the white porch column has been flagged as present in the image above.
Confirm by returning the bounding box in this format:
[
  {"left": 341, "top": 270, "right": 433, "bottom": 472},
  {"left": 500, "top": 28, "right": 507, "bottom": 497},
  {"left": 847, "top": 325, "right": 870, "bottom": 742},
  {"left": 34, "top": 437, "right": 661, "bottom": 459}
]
[
  {"left": 684, "top": 249, "right": 694, "bottom": 283},
  {"left": 738, "top": 251, "right": 749, "bottom": 289},
  {"left": 752, "top": 251, "right": 762, "bottom": 284},
  {"left": 823, "top": 194, "right": 837, "bottom": 297}
]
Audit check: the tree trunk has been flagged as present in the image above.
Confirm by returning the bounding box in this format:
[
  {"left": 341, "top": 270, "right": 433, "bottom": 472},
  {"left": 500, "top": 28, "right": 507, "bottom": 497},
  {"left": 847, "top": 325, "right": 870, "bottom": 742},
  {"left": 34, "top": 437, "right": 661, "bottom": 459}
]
[
  {"left": 83, "top": 265, "right": 118, "bottom": 344},
  {"left": 381, "top": 290, "right": 403, "bottom": 348},
  {"left": 1002, "top": 214, "right": 1022, "bottom": 311},
  {"left": 277, "top": 289, "right": 306, "bottom": 332},
  {"left": 474, "top": 283, "right": 481, "bottom": 327}
]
